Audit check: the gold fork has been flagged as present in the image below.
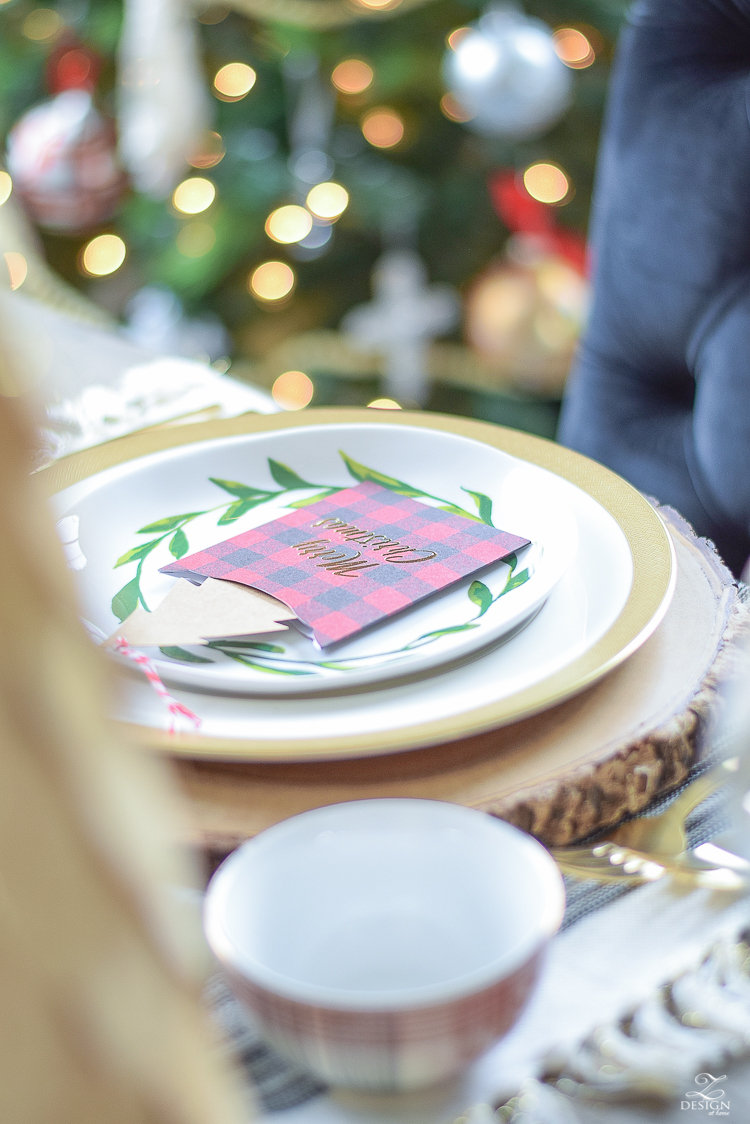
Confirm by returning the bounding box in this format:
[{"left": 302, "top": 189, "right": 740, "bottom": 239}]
[{"left": 551, "top": 765, "right": 749, "bottom": 888}]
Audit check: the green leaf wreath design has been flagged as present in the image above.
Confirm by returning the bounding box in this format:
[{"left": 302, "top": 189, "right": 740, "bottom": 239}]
[
  {"left": 169, "top": 528, "right": 189, "bottom": 558},
  {"left": 111, "top": 451, "right": 531, "bottom": 673},
  {"left": 462, "top": 488, "right": 494, "bottom": 526},
  {"left": 110, "top": 460, "right": 326, "bottom": 619},
  {"left": 158, "top": 646, "right": 213, "bottom": 663},
  {"left": 339, "top": 452, "right": 482, "bottom": 521}
]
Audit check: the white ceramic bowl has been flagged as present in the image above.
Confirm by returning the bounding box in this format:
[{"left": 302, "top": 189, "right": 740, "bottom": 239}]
[{"left": 204, "top": 799, "right": 564, "bottom": 1091}]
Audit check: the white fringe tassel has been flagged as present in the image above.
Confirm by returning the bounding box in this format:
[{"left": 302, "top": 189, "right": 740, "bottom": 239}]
[{"left": 457, "top": 930, "right": 750, "bottom": 1123}]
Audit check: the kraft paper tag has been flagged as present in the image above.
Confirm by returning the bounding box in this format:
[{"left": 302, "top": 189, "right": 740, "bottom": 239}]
[{"left": 107, "top": 576, "right": 296, "bottom": 648}]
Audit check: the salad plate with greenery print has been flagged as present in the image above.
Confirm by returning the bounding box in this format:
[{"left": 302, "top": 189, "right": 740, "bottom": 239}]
[{"left": 51, "top": 422, "right": 573, "bottom": 696}]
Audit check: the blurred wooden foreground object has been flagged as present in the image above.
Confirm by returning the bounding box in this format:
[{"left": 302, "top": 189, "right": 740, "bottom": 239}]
[{"left": 0, "top": 389, "right": 250, "bottom": 1119}]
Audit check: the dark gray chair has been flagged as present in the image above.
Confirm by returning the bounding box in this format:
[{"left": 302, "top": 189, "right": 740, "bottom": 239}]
[{"left": 559, "top": 0, "right": 750, "bottom": 574}]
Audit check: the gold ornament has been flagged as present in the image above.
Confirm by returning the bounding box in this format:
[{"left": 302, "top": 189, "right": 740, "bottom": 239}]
[{"left": 464, "top": 235, "right": 589, "bottom": 397}]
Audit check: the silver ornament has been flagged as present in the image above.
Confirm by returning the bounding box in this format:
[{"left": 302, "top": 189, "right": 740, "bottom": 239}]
[{"left": 443, "top": 5, "right": 572, "bottom": 139}]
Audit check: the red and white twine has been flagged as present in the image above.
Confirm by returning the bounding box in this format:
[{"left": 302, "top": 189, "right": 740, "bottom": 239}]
[{"left": 113, "top": 637, "right": 202, "bottom": 734}]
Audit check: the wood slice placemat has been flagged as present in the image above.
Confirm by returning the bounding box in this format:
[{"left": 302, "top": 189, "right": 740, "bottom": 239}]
[{"left": 170, "top": 506, "right": 749, "bottom": 855}]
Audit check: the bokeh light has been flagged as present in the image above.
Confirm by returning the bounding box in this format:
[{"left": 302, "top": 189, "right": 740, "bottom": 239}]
[
  {"left": 249, "top": 261, "right": 296, "bottom": 302},
  {"left": 55, "top": 49, "right": 94, "bottom": 90},
  {"left": 361, "top": 108, "right": 404, "bottom": 149},
  {"left": 272, "top": 370, "right": 314, "bottom": 410},
  {"left": 440, "top": 93, "right": 474, "bottom": 123},
  {"left": 523, "top": 162, "right": 570, "bottom": 205},
  {"left": 353, "top": 0, "right": 400, "bottom": 9},
  {"left": 331, "top": 59, "right": 374, "bottom": 94},
  {"left": 176, "top": 222, "right": 216, "bottom": 257},
  {"left": 446, "top": 27, "right": 471, "bottom": 50},
  {"left": 553, "top": 28, "right": 595, "bottom": 69},
  {"left": 4, "top": 252, "right": 27, "bottom": 290},
  {"left": 173, "top": 177, "right": 216, "bottom": 214},
  {"left": 22, "top": 8, "right": 62, "bottom": 40},
  {"left": 214, "top": 62, "right": 256, "bottom": 101},
  {"left": 306, "top": 182, "right": 348, "bottom": 221},
  {"left": 265, "top": 205, "right": 313, "bottom": 244},
  {"left": 0, "top": 172, "right": 12, "bottom": 206},
  {"left": 198, "top": 4, "right": 229, "bottom": 23},
  {"left": 188, "top": 131, "right": 225, "bottom": 169},
  {"left": 80, "top": 234, "right": 126, "bottom": 277},
  {"left": 367, "top": 398, "right": 402, "bottom": 410}
]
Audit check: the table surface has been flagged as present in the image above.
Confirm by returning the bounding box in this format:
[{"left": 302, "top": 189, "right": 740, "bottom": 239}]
[{"left": 175, "top": 506, "right": 743, "bottom": 858}]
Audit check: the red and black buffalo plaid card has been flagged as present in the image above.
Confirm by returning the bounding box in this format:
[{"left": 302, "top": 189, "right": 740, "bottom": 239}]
[{"left": 160, "top": 481, "right": 530, "bottom": 647}]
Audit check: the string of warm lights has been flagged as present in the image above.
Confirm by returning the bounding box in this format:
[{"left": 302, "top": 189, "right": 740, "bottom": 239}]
[
  {"left": 166, "top": 30, "right": 578, "bottom": 322},
  {"left": 80, "top": 233, "right": 126, "bottom": 278},
  {"left": 249, "top": 260, "right": 296, "bottom": 302},
  {"left": 265, "top": 204, "right": 312, "bottom": 244},
  {"left": 361, "top": 107, "right": 405, "bottom": 148},
  {"left": 523, "top": 163, "right": 571, "bottom": 205},
  {"left": 213, "top": 61, "right": 257, "bottom": 100},
  {"left": 307, "top": 182, "right": 348, "bottom": 220},
  {"left": 0, "top": 0, "right": 595, "bottom": 388},
  {"left": 331, "top": 59, "right": 373, "bottom": 94},
  {"left": 271, "top": 369, "right": 314, "bottom": 409},
  {"left": 268, "top": 369, "right": 400, "bottom": 411},
  {"left": 552, "top": 27, "right": 597, "bottom": 69},
  {"left": 173, "top": 176, "right": 216, "bottom": 215}
]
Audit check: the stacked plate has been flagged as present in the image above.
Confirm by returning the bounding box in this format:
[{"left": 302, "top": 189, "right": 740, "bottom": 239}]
[{"left": 45, "top": 410, "right": 675, "bottom": 762}]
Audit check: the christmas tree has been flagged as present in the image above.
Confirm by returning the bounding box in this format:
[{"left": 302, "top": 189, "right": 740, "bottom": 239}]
[{"left": 0, "top": 0, "right": 627, "bottom": 433}]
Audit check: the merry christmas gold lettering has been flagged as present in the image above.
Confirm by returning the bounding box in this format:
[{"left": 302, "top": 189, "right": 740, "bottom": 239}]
[
  {"left": 291, "top": 539, "right": 379, "bottom": 577},
  {"left": 311, "top": 518, "right": 437, "bottom": 562}
]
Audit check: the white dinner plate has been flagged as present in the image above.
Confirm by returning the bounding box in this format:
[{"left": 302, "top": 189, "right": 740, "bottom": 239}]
[
  {"left": 43, "top": 410, "right": 674, "bottom": 761},
  {"left": 54, "top": 423, "right": 573, "bottom": 696}
]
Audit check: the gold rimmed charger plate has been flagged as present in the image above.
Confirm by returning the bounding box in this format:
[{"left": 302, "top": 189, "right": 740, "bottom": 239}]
[{"left": 39, "top": 408, "right": 674, "bottom": 761}]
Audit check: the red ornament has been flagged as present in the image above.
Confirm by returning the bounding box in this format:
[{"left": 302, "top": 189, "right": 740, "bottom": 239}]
[
  {"left": 6, "top": 90, "right": 125, "bottom": 233},
  {"left": 488, "top": 170, "right": 588, "bottom": 275},
  {"left": 490, "top": 171, "right": 555, "bottom": 234},
  {"left": 6, "top": 36, "right": 124, "bottom": 233},
  {"left": 464, "top": 171, "right": 591, "bottom": 395},
  {"left": 46, "top": 36, "right": 103, "bottom": 95}
]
